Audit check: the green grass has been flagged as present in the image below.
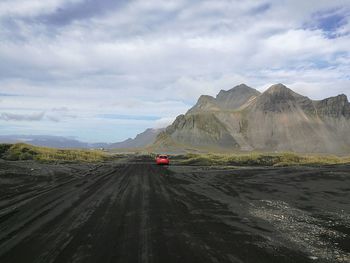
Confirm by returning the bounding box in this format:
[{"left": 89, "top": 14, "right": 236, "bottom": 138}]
[
  {"left": 0, "top": 143, "right": 108, "bottom": 162},
  {"left": 180, "top": 152, "right": 350, "bottom": 166},
  {"left": 2, "top": 143, "right": 349, "bottom": 166}
]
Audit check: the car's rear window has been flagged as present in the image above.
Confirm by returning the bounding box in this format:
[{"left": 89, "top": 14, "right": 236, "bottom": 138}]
[{"left": 159, "top": 155, "right": 168, "bottom": 159}]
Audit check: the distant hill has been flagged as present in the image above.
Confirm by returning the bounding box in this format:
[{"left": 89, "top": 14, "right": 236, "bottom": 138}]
[
  {"left": 153, "top": 83, "right": 350, "bottom": 154},
  {"left": 0, "top": 135, "right": 108, "bottom": 149},
  {"left": 0, "top": 128, "right": 164, "bottom": 149}
]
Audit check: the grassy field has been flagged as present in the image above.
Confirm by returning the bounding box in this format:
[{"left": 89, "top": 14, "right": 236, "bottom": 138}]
[
  {"left": 1, "top": 143, "right": 349, "bottom": 166},
  {"left": 0, "top": 143, "right": 108, "bottom": 162},
  {"left": 178, "top": 152, "right": 350, "bottom": 166}
]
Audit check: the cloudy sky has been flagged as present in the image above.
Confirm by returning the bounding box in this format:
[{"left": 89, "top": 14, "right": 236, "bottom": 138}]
[{"left": 0, "top": 0, "right": 349, "bottom": 142}]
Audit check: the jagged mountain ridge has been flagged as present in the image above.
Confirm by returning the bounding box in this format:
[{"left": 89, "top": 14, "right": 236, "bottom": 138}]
[
  {"left": 154, "top": 83, "right": 350, "bottom": 154},
  {"left": 188, "top": 84, "right": 260, "bottom": 113}
]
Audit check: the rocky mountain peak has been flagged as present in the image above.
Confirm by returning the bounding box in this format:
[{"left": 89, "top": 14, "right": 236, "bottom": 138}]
[
  {"left": 187, "top": 95, "right": 219, "bottom": 114},
  {"left": 189, "top": 84, "right": 260, "bottom": 114},
  {"left": 317, "top": 94, "right": 349, "bottom": 106},
  {"left": 197, "top": 95, "right": 216, "bottom": 103},
  {"left": 216, "top": 84, "right": 259, "bottom": 100},
  {"left": 316, "top": 94, "right": 350, "bottom": 118},
  {"left": 332, "top": 94, "right": 348, "bottom": 103},
  {"left": 213, "top": 84, "right": 260, "bottom": 110},
  {"left": 253, "top": 84, "right": 313, "bottom": 113},
  {"left": 264, "top": 83, "right": 301, "bottom": 98}
]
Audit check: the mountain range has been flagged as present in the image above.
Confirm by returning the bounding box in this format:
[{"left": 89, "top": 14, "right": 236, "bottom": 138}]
[
  {"left": 0, "top": 135, "right": 109, "bottom": 149},
  {"left": 152, "top": 83, "right": 350, "bottom": 154},
  {"left": 3, "top": 83, "right": 349, "bottom": 154},
  {"left": 0, "top": 128, "right": 164, "bottom": 149}
]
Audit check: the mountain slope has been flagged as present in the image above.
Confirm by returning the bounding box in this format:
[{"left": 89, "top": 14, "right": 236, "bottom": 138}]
[
  {"left": 154, "top": 83, "right": 350, "bottom": 154},
  {"left": 110, "top": 128, "right": 164, "bottom": 149},
  {"left": 163, "top": 113, "right": 238, "bottom": 148}
]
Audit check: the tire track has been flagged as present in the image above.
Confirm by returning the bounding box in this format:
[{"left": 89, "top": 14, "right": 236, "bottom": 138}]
[
  {"left": 1, "top": 159, "right": 348, "bottom": 263},
  {"left": 0, "top": 163, "right": 128, "bottom": 262}
]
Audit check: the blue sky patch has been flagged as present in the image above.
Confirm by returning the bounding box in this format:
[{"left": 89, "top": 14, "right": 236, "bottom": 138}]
[
  {"left": 307, "top": 8, "right": 348, "bottom": 38},
  {"left": 38, "top": 0, "right": 130, "bottom": 26},
  {"left": 249, "top": 3, "right": 271, "bottom": 15}
]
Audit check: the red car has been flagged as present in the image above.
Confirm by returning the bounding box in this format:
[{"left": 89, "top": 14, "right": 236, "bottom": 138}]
[{"left": 155, "top": 154, "right": 170, "bottom": 165}]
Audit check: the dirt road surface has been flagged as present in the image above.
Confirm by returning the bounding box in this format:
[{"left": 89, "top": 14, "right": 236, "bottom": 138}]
[{"left": 0, "top": 157, "right": 349, "bottom": 263}]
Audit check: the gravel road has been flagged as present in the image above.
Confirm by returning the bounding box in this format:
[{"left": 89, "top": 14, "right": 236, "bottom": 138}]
[{"left": 0, "top": 157, "right": 349, "bottom": 263}]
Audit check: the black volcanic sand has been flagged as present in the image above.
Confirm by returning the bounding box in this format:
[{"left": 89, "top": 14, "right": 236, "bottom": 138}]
[{"left": 0, "top": 157, "right": 349, "bottom": 263}]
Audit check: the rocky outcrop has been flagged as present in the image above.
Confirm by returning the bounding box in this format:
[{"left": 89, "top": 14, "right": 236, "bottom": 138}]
[
  {"left": 315, "top": 94, "right": 350, "bottom": 119},
  {"left": 188, "top": 84, "right": 260, "bottom": 113},
  {"left": 253, "top": 84, "right": 316, "bottom": 114},
  {"left": 215, "top": 84, "right": 261, "bottom": 110}
]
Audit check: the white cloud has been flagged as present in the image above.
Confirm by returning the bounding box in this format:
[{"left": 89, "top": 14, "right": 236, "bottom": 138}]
[
  {"left": 0, "top": 0, "right": 349, "bottom": 141},
  {"left": 0, "top": 0, "right": 83, "bottom": 17},
  {"left": 0, "top": 112, "right": 45, "bottom": 121}
]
